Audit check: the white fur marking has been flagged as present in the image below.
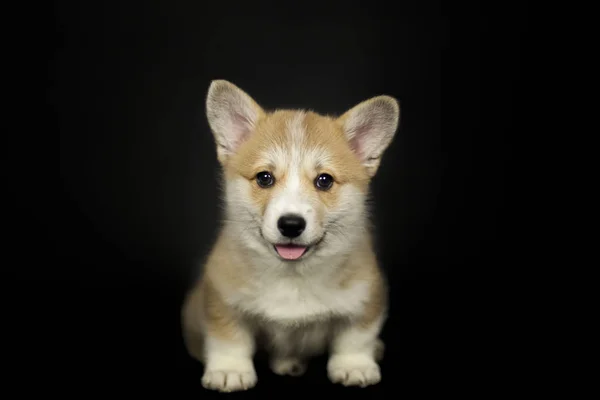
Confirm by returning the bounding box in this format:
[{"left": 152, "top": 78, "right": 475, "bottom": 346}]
[
  {"left": 328, "top": 353, "right": 381, "bottom": 387},
  {"left": 202, "top": 335, "right": 257, "bottom": 392},
  {"left": 227, "top": 272, "right": 370, "bottom": 323},
  {"left": 327, "top": 315, "right": 384, "bottom": 387},
  {"left": 262, "top": 112, "right": 324, "bottom": 245}
]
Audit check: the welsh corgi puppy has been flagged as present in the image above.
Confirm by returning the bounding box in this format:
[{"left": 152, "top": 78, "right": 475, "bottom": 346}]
[{"left": 182, "top": 80, "right": 400, "bottom": 392}]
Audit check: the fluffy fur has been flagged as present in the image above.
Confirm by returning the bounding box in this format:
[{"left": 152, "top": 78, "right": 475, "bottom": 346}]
[{"left": 181, "top": 80, "right": 400, "bottom": 392}]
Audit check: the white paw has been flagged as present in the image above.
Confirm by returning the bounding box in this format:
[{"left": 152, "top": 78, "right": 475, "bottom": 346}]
[
  {"left": 327, "top": 354, "right": 381, "bottom": 387},
  {"left": 201, "top": 369, "right": 257, "bottom": 392},
  {"left": 270, "top": 357, "right": 307, "bottom": 377}
]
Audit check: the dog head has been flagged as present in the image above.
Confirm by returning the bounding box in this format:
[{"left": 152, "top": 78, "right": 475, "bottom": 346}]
[{"left": 206, "top": 80, "right": 399, "bottom": 264}]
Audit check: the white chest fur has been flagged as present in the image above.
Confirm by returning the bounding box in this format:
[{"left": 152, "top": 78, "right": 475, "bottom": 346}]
[{"left": 226, "top": 272, "right": 369, "bottom": 326}]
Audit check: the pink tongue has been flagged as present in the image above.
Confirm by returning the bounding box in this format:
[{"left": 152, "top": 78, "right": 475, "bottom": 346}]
[{"left": 275, "top": 245, "right": 307, "bottom": 260}]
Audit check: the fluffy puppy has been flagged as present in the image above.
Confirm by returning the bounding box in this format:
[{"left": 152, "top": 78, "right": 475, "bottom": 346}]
[{"left": 182, "top": 80, "right": 400, "bottom": 392}]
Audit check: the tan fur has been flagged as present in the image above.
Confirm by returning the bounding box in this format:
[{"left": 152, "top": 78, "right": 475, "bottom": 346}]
[
  {"left": 202, "top": 278, "right": 240, "bottom": 340},
  {"left": 336, "top": 95, "right": 400, "bottom": 177},
  {"left": 182, "top": 232, "right": 258, "bottom": 359},
  {"left": 182, "top": 238, "right": 386, "bottom": 368},
  {"left": 223, "top": 109, "right": 372, "bottom": 217},
  {"left": 337, "top": 239, "right": 388, "bottom": 328},
  {"left": 182, "top": 80, "right": 399, "bottom": 391}
]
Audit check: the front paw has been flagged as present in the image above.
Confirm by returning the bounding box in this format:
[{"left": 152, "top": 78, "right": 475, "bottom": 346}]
[
  {"left": 327, "top": 354, "right": 381, "bottom": 387},
  {"left": 201, "top": 369, "right": 257, "bottom": 392}
]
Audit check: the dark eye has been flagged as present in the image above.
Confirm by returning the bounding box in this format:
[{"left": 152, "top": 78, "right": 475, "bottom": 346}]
[
  {"left": 256, "top": 171, "right": 275, "bottom": 188},
  {"left": 315, "top": 173, "right": 334, "bottom": 191}
]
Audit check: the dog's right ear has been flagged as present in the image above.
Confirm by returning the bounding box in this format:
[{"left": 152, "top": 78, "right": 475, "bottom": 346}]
[{"left": 206, "top": 80, "right": 265, "bottom": 165}]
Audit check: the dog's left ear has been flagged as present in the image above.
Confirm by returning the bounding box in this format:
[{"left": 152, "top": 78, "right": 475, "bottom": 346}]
[{"left": 337, "top": 95, "right": 400, "bottom": 177}]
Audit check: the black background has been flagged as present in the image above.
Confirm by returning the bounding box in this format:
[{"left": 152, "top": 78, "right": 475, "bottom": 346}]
[{"left": 13, "top": 1, "right": 525, "bottom": 396}]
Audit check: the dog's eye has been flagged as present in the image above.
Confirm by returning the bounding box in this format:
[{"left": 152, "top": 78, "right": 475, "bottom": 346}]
[
  {"left": 256, "top": 171, "right": 275, "bottom": 188},
  {"left": 315, "top": 173, "right": 334, "bottom": 191}
]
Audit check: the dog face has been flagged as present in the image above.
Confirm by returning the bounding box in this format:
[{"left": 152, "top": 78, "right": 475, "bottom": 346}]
[{"left": 206, "top": 80, "right": 399, "bottom": 264}]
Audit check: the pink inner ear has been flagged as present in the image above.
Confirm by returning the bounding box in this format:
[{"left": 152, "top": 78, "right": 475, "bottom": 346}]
[
  {"left": 229, "top": 111, "right": 253, "bottom": 148},
  {"left": 348, "top": 124, "right": 369, "bottom": 160}
]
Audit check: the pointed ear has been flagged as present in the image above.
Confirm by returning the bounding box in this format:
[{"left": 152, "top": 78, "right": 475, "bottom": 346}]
[
  {"left": 337, "top": 95, "right": 400, "bottom": 177},
  {"left": 206, "top": 80, "right": 265, "bottom": 164}
]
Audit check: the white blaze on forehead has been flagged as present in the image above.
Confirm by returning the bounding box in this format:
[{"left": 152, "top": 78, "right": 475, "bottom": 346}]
[
  {"left": 276, "top": 111, "right": 306, "bottom": 214},
  {"left": 284, "top": 111, "right": 332, "bottom": 177},
  {"left": 261, "top": 111, "right": 307, "bottom": 172},
  {"left": 287, "top": 111, "right": 307, "bottom": 149},
  {"left": 287, "top": 112, "right": 306, "bottom": 199},
  {"left": 257, "top": 111, "right": 345, "bottom": 246},
  {"left": 263, "top": 111, "right": 315, "bottom": 221}
]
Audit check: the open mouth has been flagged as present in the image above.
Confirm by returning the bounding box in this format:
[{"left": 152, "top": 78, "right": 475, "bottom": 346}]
[
  {"left": 273, "top": 244, "right": 309, "bottom": 261},
  {"left": 272, "top": 234, "right": 326, "bottom": 261}
]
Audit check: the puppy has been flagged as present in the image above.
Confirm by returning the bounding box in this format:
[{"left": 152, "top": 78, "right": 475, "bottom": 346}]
[{"left": 181, "top": 80, "right": 400, "bottom": 392}]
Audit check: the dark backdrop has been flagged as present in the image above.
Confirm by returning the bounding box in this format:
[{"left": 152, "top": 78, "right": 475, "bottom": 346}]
[{"left": 12, "top": 1, "right": 524, "bottom": 396}]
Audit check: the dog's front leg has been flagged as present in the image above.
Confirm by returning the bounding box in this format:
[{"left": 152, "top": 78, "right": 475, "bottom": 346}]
[
  {"left": 198, "top": 280, "right": 257, "bottom": 392},
  {"left": 327, "top": 317, "right": 385, "bottom": 387},
  {"left": 201, "top": 324, "right": 257, "bottom": 392}
]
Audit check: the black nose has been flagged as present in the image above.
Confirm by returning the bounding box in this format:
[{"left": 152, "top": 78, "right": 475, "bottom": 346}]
[{"left": 277, "top": 214, "right": 306, "bottom": 238}]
